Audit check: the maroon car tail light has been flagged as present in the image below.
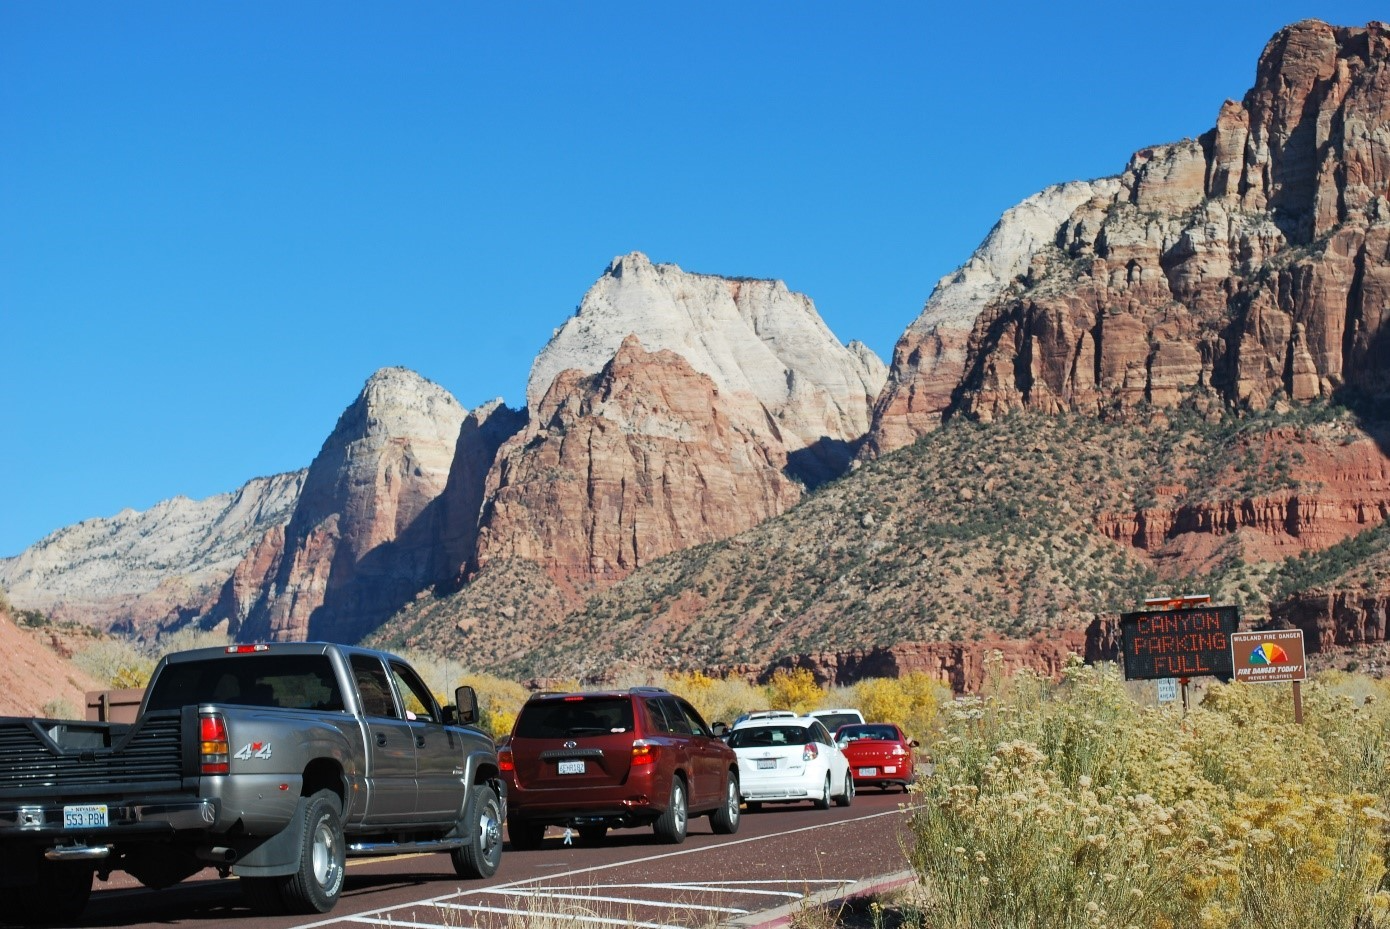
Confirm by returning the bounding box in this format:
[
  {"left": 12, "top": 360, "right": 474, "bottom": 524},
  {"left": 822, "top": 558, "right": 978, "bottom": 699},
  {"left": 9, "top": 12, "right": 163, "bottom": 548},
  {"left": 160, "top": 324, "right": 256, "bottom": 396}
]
[
  {"left": 803, "top": 742, "right": 819, "bottom": 762},
  {"left": 200, "top": 713, "right": 230, "bottom": 775},
  {"left": 498, "top": 747, "right": 515, "bottom": 772},
  {"left": 631, "top": 739, "right": 656, "bottom": 766}
]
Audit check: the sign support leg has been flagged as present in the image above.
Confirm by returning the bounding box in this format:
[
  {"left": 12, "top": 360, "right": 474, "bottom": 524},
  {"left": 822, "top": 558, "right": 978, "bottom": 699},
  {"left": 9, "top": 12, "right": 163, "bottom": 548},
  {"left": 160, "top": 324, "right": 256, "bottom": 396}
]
[
  {"left": 1180, "top": 677, "right": 1190, "bottom": 715},
  {"left": 1293, "top": 681, "right": 1304, "bottom": 724}
]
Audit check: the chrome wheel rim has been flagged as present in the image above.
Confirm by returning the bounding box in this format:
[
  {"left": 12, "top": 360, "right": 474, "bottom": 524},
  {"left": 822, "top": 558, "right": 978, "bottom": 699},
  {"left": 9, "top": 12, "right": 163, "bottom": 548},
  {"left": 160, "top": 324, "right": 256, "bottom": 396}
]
[{"left": 312, "top": 820, "right": 340, "bottom": 889}]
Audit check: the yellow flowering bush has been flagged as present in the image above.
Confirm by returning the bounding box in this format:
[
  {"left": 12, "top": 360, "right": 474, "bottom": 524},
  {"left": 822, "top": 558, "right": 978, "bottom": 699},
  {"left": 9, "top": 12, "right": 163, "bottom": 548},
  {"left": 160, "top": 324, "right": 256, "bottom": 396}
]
[{"left": 910, "top": 656, "right": 1390, "bottom": 929}]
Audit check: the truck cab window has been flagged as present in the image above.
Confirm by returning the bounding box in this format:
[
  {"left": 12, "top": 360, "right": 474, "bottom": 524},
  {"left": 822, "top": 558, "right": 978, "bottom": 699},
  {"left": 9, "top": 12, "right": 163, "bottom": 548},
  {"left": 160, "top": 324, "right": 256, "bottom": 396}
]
[
  {"left": 350, "top": 655, "right": 398, "bottom": 719},
  {"left": 389, "top": 662, "right": 438, "bottom": 723}
]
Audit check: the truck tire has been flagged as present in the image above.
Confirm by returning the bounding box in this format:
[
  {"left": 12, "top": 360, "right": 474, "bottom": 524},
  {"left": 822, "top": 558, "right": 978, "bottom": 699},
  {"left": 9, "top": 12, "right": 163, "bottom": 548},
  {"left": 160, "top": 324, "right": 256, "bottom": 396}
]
[
  {"left": 278, "top": 789, "right": 346, "bottom": 914},
  {"left": 653, "top": 775, "right": 688, "bottom": 844},
  {"left": 13, "top": 861, "right": 93, "bottom": 924},
  {"left": 709, "top": 770, "right": 741, "bottom": 835},
  {"left": 451, "top": 784, "right": 503, "bottom": 879}
]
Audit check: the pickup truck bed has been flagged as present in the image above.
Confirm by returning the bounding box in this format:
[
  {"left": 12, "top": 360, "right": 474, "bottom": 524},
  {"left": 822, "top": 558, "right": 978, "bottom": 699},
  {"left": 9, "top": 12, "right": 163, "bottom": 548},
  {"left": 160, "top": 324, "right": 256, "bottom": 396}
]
[{"left": 0, "top": 642, "right": 505, "bottom": 924}]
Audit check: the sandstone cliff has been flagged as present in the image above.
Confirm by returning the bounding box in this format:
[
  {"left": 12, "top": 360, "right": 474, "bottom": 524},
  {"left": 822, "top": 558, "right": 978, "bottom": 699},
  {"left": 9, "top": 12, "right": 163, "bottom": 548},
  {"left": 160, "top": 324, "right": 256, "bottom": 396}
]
[
  {"left": 530, "top": 252, "right": 886, "bottom": 482},
  {"left": 473, "top": 336, "right": 803, "bottom": 588},
  {"left": 231, "top": 368, "right": 466, "bottom": 643},
  {"left": 0, "top": 471, "right": 304, "bottom": 635},
  {"left": 0, "top": 595, "right": 103, "bottom": 717},
  {"left": 870, "top": 19, "right": 1390, "bottom": 453}
]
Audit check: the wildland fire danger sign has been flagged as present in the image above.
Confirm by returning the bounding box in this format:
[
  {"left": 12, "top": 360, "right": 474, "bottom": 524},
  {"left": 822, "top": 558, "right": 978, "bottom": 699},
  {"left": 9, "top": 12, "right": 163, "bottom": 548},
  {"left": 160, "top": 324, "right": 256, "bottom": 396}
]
[
  {"left": 1120, "top": 605, "right": 1239, "bottom": 681},
  {"left": 1230, "top": 629, "right": 1306, "bottom": 684}
]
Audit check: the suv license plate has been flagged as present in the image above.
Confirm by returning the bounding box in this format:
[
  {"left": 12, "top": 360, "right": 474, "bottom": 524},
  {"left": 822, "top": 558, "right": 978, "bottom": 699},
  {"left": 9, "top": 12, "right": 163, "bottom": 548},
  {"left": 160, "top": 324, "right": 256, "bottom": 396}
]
[
  {"left": 63, "top": 804, "right": 108, "bottom": 828},
  {"left": 557, "top": 760, "right": 585, "bottom": 775},
  {"left": 757, "top": 759, "right": 776, "bottom": 770}
]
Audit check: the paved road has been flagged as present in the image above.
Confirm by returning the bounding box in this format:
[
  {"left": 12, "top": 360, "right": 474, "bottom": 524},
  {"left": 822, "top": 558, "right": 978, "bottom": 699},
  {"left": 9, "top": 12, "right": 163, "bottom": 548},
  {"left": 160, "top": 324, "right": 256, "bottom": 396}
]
[{"left": 68, "top": 789, "right": 918, "bottom": 929}]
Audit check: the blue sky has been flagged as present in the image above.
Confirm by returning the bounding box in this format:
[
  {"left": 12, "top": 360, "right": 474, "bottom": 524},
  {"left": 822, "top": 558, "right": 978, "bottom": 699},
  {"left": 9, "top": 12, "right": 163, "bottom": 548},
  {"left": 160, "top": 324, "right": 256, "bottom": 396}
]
[{"left": 2, "top": 3, "right": 1384, "bottom": 558}]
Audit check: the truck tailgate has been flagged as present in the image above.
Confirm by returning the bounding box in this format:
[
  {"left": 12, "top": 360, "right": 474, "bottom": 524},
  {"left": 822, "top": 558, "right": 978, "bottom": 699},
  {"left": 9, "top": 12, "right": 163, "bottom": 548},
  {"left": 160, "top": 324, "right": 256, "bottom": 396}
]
[{"left": 0, "top": 708, "right": 189, "bottom": 799}]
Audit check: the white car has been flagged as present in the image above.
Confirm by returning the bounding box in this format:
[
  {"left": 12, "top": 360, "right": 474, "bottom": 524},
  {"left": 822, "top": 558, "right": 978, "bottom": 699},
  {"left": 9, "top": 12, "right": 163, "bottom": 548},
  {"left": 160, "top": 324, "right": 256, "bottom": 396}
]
[
  {"left": 807, "top": 707, "right": 865, "bottom": 734},
  {"left": 727, "top": 716, "right": 853, "bottom": 810}
]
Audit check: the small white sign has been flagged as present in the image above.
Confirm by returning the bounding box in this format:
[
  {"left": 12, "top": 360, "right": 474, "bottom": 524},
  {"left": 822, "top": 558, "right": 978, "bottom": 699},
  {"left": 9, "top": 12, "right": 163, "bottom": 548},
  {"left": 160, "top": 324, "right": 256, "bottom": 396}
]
[{"left": 1156, "top": 678, "right": 1178, "bottom": 703}]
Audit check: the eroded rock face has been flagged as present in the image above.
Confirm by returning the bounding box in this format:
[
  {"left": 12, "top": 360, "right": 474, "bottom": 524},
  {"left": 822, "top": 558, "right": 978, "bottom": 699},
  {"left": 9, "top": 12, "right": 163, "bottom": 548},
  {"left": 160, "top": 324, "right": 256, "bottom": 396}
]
[
  {"left": 748, "top": 631, "right": 1089, "bottom": 694},
  {"left": 869, "top": 20, "right": 1390, "bottom": 454},
  {"left": 234, "top": 368, "right": 466, "bottom": 643},
  {"left": 474, "top": 336, "right": 803, "bottom": 588},
  {"left": 0, "top": 472, "right": 304, "bottom": 635},
  {"left": 1272, "top": 586, "right": 1390, "bottom": 650},
  {"left": 530, "top": 252, "right": 886, "bottom": 463}
]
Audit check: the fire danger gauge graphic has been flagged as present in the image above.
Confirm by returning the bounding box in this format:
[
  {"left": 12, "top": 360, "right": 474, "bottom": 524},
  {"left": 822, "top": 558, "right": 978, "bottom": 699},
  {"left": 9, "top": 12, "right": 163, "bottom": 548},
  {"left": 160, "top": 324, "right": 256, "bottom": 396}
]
[{"left": 1247, "top": 642, "right": 1290, "bottom": 665}]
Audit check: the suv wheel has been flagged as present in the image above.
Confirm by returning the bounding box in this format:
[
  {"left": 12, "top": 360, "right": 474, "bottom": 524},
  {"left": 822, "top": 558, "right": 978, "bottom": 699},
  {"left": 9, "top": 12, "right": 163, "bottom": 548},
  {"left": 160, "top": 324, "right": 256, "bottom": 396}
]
[
  {"left": 653, "top": 776, "right": 688, "bottom": 843},
  {"left": 709, "top": 771, "right": 740, "bottom": 835}
]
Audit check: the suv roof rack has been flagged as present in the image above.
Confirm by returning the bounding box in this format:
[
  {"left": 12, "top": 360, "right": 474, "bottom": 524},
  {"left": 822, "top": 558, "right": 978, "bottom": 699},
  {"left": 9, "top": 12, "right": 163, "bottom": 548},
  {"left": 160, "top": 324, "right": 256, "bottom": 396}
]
[{"left": 629, "top": 686, "right": 670, "bottom": 694}]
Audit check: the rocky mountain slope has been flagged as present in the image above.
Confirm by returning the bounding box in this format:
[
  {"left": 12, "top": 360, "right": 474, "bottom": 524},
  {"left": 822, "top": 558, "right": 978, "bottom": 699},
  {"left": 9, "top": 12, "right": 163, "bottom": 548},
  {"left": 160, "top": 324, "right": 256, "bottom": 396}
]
[
  {"left": 0, "top": 472, "right": 304, "bottom": 634},
  {"left": 7, "top": 18, "right": 1389, "bottom": 690},
  {"left": 221, "top": 367, "right": 468, "bottom": 643},
  {"left": 872, "top": 20, "right": 1390, "bottom": 452},
  {"left": 0, "top": 594, "right": 103, "bottom": 717}
]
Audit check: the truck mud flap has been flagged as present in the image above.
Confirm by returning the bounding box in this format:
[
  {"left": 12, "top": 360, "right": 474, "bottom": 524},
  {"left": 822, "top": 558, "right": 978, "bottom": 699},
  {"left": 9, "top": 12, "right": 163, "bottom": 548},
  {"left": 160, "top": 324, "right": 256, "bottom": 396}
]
[{"left": 229, "top": 795, "right": 308, "bottom": 878}]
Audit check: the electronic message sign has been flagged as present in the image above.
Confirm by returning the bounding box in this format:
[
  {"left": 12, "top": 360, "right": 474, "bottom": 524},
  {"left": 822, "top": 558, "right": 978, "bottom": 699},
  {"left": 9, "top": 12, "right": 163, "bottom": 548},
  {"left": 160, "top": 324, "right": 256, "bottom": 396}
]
[{"left": 1119, "top": 605, "right": 1238, "bottom": 681}]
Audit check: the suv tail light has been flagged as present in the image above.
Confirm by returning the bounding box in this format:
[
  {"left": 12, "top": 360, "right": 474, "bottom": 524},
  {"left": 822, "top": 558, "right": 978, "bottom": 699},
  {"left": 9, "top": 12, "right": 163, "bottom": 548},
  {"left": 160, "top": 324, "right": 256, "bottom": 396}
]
[
  {"left": 200, "top": 714, "right": 230, "bottom": 775},
  {"left": 803, "top": 742, "right": 819, "bottom": 762},
  {"left": 631, "top": 739, "right": 656, "bottom": 766},
  {"left": 499, "top": 747, "right": 515, "bottom": 772}
]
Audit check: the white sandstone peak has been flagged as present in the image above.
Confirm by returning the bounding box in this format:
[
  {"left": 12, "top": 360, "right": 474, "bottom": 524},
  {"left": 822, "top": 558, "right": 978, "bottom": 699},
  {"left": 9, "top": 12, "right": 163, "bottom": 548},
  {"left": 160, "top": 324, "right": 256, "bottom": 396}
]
[{"left": 528, "top": 253, "right": 886, "bottom": 447}]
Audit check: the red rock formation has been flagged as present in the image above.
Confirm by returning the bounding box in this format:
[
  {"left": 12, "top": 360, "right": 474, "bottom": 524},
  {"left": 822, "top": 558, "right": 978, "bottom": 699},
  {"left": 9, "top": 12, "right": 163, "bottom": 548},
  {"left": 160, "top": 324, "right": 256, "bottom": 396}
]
[
  {"left": 746, "top": 631, "right": 1090, "bottom": 695},
  {"left": 1272, "top": 584, "right": 1390, "bottom": 651},
  {"left": 233, "top": 368, "right": 466, "bottom": 643},
  {"left": 1093, "top": 425, "right": 1390, "bottom": 562},
  {"left": 870, "top": 20, "right": 1390, "bottom": 452},
  {"left": 472, "top": 336, "right": 803, "bottom": 589}
]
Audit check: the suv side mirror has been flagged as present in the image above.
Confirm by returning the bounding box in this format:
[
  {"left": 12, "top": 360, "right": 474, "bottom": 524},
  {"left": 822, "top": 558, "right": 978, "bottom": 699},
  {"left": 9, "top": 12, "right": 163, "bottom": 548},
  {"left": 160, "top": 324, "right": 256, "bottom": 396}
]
[
  {"left": 454, "top": 685, "right": 480, "bottom": 726},
  {"left": 710, "top": 721, "right": 728, "bottom": 739}
]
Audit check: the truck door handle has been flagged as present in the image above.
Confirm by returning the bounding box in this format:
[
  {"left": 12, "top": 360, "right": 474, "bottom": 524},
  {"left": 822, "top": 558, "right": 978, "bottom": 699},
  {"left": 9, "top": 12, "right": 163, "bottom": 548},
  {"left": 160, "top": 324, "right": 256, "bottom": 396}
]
[
  {"left": 415, "top": 735, "right": 426, "bottom": 748},
  {"left": 376, "top": 733, "right": 387, "bottom": 747}
]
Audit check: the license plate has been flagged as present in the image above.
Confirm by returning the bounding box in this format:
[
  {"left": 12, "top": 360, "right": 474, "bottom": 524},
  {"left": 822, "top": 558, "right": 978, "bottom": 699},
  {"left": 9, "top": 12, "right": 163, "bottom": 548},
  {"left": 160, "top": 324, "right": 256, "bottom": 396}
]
[
  {"left": 63, "top": 804, "right": 108, "bottom": 829},
  {"left": 757, "top": 759, "right": 776, "bottom": 770},
  {"left": 858, "top": 767, "right": 877, "bottom": 777},
  {"left": 557, "top": 760, "right": 585, "bottom": 775}
]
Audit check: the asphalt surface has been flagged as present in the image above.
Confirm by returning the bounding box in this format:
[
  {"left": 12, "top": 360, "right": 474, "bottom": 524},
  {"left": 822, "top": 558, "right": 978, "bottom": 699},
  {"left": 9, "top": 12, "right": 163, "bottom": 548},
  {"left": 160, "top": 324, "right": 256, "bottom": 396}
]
[{"left": 55, "top": 788, "right": 918, "bottom": 929}]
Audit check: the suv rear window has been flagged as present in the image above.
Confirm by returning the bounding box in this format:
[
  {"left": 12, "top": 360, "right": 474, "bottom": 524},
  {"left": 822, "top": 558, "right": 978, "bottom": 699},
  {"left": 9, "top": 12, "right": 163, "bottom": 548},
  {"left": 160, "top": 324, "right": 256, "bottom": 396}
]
[{"left": 514, "top": 697, "right": 635, "bottom": 738}]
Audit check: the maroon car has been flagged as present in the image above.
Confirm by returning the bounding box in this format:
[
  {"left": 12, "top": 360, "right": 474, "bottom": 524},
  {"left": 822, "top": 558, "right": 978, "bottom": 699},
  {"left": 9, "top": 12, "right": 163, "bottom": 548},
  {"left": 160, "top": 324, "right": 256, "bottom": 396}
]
[
  {"left": 835, "top": 723, "right": 918, "bottom": 792},
  {"left": 500, "top": 687, "right": 740, "bottom": 848}
]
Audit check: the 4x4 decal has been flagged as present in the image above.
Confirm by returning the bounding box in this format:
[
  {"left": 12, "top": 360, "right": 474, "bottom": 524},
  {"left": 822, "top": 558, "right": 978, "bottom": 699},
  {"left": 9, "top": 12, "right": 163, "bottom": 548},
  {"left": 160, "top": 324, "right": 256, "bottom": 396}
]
[{"left": 234, "top": 741, "right": 273, "bottom": 760}]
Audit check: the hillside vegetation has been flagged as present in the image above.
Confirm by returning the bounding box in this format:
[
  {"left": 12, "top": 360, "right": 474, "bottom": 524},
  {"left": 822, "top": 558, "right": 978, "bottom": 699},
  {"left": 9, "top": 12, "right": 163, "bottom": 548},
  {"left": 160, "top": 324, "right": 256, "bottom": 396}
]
[{"left": 376, "top": 402, "right": 1384, "bottom": 682}]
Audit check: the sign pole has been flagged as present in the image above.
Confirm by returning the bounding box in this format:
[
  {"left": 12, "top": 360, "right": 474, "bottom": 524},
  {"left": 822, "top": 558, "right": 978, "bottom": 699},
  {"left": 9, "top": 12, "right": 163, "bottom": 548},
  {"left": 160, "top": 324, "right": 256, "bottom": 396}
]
[
  {"left": 1180, "top": 677, "right": 1190, "bottom": 715},
  {"left": 1293, "top": 681, "right": 1304, "bottom": 724}
]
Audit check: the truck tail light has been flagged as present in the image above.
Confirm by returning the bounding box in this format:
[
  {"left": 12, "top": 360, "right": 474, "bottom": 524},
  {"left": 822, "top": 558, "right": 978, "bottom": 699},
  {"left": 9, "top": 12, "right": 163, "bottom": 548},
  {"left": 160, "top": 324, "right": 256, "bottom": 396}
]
[
  {"left": 200, "top": 714, "right": 230, "bottom": 775},
  {"left": 803, "top": 742, "right": 819, "bottom": 762},
  {"left": 498, "top": 747, "right": 514, "bottom": 772},
  {"left": 631, "top": 740, "right": 656, "bottom": 766}
]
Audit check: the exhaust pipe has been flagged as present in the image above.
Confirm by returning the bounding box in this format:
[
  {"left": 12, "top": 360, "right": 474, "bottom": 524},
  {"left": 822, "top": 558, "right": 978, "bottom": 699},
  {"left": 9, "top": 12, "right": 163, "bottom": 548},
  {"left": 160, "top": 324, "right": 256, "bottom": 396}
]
[
  {"left": 45, "top": 845, "right": 110, "bottom": 861},
  {"left": 196, "top": 846, "right": 238, "bottom": 863}
]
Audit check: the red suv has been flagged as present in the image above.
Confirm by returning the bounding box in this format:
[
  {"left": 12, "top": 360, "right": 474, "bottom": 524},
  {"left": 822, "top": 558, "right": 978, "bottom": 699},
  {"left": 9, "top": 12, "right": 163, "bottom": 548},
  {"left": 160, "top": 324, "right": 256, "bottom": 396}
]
[{"left": 499, "top": 687, "right": 740, "bottom": 847}]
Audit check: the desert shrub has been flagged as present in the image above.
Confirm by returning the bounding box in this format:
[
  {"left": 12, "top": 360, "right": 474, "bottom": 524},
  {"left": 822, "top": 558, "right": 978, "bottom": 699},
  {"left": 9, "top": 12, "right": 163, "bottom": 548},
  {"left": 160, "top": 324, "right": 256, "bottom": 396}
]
[
  {"left": 853, "top": 673, "right": 947, "bottom": 741},
  {"left": 765, "top": 667, "right": 826, "bottom": 715},
  {"left": 73, "top": 639, "right": 155, "bottom": 689},
  {"left": 659, "top": 670, "right": 765, "bottom": 728},
  {"left": 457, "top": 672, "right": 529, "bottom": 741},
  {"left": 910, "top": 655, "right": 1390, "bottom": 929}
]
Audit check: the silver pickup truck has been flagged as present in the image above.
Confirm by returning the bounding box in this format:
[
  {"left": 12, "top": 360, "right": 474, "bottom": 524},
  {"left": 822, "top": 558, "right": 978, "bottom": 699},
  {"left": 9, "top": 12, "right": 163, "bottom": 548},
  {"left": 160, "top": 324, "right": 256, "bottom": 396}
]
[{"left": 0, "top": 642, "right": 505, "bottom": 923}]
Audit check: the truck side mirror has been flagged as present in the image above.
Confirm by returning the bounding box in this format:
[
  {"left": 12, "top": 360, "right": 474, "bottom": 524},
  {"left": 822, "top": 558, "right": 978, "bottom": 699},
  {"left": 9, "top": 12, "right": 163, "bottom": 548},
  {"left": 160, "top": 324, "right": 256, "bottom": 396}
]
[{"left": 455, "top": 685, "right": 479, "bottom": 726}]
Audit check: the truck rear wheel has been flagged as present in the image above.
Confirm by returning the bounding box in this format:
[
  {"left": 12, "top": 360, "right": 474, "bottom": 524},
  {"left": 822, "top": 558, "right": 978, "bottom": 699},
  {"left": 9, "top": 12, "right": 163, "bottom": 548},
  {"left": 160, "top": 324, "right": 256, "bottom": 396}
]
[
  {"left": 278, "top": 789, "right": 345, "bottom": 914},
  {"left": 451, "top": 784, "right": 503, "bottom": 879}
]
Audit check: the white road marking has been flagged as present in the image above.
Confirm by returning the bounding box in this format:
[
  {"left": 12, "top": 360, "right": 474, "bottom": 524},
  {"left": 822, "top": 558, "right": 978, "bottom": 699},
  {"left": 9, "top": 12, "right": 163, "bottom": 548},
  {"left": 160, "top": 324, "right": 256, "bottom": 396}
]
[
  {"left": 484, "top": 888, "right": 749, "bottom": 914},
  {"left": 291, "top": 805, "right": 909, "bottom": 929}
]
